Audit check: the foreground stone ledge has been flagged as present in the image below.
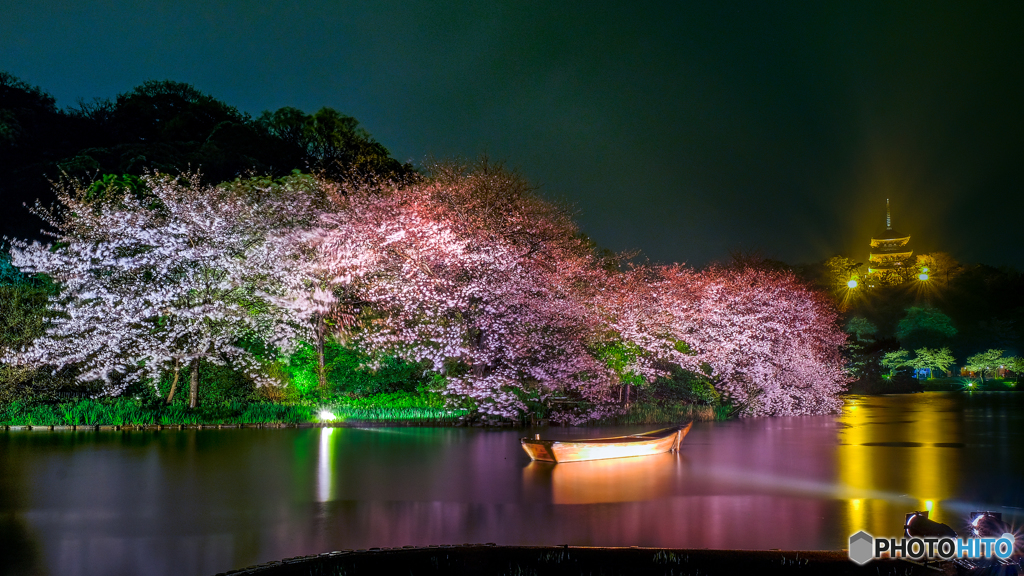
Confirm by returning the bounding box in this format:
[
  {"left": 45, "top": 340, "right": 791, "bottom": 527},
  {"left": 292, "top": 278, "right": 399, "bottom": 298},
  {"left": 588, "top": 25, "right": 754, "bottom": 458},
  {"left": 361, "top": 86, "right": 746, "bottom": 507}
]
[{"left": 210, "top": 545, "right": 949, "bottom": 576}]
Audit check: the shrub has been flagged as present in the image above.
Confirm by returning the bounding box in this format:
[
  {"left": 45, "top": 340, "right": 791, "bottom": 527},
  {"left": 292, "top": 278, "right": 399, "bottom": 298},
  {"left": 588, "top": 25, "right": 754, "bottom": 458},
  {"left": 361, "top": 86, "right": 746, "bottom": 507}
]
[
  {"left": 282, "top": 341, "right": 431, "bottom": 400},
  {"left": 649, "top": 367, "right": 720, "bottom": 405}
]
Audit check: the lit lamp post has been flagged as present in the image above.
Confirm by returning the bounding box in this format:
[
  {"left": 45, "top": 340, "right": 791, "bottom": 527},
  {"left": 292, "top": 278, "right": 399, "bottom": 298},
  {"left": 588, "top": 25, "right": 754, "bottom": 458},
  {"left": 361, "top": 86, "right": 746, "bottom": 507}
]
[
  {"left": 918, "top": 267, "right": 929, "bottom": 282},
  {"left": 840, "top": 278, "right": 859, "bottom": 312}
]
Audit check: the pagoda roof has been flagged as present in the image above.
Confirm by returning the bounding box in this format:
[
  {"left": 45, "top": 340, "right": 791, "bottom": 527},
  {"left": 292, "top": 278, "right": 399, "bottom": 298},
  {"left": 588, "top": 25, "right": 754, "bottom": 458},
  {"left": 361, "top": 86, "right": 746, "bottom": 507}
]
[
  {"left": 872, "top": 227, "right": 910, "bottom": 241},
  {"left": 870, "top": 250, "right": 913, "bottom": 259}
]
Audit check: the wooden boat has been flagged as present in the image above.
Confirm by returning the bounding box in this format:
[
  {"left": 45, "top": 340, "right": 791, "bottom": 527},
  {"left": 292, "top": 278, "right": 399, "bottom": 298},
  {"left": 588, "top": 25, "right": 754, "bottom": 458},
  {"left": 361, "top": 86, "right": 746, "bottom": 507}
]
[{"left": 520, "top": 422, "right": 692, "bottom": 463}]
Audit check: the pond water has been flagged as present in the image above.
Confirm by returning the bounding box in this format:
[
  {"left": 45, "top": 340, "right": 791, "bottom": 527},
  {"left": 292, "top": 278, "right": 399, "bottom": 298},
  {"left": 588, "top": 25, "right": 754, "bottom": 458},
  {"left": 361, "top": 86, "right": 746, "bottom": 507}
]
[{"left": 2, "top": 392, "right": 1022, "bottom": 576}]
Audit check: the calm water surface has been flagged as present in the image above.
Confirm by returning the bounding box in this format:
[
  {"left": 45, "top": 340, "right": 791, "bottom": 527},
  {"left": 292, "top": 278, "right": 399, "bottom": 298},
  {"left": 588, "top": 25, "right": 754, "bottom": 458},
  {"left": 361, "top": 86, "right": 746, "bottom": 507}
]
[{"left": 1, "top": 392, "right": 1022, "bottom": 576}]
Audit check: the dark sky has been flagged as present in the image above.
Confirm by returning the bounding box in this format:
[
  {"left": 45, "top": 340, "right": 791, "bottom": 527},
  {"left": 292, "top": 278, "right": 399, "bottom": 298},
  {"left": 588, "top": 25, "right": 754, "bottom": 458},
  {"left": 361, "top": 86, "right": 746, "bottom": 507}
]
[{"left": 3, "top": 1, "right": 1023, "bottom": 268}]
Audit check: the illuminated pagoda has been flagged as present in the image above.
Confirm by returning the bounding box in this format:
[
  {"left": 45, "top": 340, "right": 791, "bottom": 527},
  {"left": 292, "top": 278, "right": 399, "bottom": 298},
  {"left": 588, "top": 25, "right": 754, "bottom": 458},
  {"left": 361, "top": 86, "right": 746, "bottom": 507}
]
[{"left": 867, "top": 199, "right": 912, "bottom": 275}]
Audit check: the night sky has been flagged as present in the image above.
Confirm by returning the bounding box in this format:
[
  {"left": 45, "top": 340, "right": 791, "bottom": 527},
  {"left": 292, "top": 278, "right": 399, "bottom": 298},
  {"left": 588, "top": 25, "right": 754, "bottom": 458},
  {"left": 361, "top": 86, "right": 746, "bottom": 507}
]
[{"left": 3, "top": 1, "right": 1023, "bottom": 268}]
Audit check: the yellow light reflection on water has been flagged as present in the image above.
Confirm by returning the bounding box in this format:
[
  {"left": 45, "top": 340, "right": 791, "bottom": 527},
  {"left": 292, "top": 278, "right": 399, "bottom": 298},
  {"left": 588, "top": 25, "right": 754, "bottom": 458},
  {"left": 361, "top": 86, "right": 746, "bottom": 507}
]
[{"left": 838, "top": 396, "right": 961, "bottom": 537}]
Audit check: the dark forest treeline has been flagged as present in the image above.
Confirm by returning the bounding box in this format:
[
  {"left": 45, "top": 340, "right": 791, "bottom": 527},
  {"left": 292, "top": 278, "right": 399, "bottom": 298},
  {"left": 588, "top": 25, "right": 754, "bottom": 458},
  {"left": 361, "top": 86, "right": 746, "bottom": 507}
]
[{"left": 0, "top": 71, "right": 414, "bottom": 243}]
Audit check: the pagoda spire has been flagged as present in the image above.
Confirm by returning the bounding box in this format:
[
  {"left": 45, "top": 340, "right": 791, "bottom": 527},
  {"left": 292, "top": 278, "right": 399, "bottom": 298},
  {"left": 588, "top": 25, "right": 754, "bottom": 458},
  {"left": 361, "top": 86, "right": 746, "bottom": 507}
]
[{"left": 886, "top": 199, "right": 891, "bottom": 230}]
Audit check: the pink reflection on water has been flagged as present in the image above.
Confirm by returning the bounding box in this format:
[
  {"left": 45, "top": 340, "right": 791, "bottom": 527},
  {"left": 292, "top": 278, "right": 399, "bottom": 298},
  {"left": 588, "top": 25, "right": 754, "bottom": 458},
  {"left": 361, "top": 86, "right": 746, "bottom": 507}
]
[
  {"left": 299, "top": 495, "right": 833, "bottom": 551},
  {"left": 4, "top": 394, "right": 1024, "bottom": 576}
]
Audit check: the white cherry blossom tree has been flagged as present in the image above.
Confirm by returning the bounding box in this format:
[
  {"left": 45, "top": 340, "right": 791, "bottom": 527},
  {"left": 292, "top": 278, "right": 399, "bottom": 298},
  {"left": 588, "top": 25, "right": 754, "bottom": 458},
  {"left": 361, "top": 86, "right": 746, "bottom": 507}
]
[{"left": 6, "top": 173, "right": 316, "bottom": 406}]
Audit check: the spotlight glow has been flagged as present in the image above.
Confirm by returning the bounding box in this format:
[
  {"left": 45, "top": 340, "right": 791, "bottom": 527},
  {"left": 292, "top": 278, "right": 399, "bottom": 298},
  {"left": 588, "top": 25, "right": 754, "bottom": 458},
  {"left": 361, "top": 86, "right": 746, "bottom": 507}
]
[
  {"left": 847, "top": 279, "right": 858, "bottom": 288},
  {"left": 319, "top": 410, "right": 336, "bottom": 421},
  {"left": 918, "top": 273, "right": 929, "bottom": 281}
]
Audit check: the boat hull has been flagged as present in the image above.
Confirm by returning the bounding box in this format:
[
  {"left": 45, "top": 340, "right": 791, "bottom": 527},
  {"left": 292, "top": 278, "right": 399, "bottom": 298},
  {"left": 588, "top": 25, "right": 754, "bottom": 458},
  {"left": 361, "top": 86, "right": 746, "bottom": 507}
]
[{"left": 521, "top": 422, "right": 692, "bottom": 463}]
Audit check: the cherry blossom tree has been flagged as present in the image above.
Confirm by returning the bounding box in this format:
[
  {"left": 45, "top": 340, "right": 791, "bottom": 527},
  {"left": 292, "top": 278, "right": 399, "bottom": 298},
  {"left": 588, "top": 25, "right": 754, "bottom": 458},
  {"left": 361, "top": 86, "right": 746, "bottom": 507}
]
[
  {"left": 912, "top": 347, "right": 955, "bottom": 378},
  {"left": 654, "top": 263, "right": 848, "bottom": 416},
  {"left": 6, "top": 162, "right": 849, "bottom": 420},
  {"left": 302, "top": 162, "right": 619, "bottom": 422},
  {"left": 293, "top": 165, "right": 848, "bottom": 419},
  {"left": 964, "top": 349, "right": 1004, "bottom": 383},
  {"left": 5, "top": 173, "right": 316, "bottom": 406},
  {"left": 881, "top": 350, "right": 912, "bottom": 376},
  {"left": 588, "top": 265, "right": 702, "bottom": 407}
]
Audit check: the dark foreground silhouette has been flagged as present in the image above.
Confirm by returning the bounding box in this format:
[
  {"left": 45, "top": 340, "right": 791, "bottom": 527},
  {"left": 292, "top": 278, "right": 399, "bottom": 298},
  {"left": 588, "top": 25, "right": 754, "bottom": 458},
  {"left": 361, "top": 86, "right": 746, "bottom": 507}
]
[{"left": 215, "top": 545, "right": 961, "bottom": 576}]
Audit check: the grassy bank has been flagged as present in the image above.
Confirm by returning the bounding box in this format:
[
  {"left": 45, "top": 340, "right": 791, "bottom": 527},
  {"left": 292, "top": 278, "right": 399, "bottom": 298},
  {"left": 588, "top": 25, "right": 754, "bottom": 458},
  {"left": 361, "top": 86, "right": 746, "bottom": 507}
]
[
  {"left": 0, "top": 396, "right": 729, "bottom": 428},
  {"left": 847, "top": 376, "right": 1021, "bottom": 395},
  {"left": 0, "top": 398, "right": 309, "bottom": 427},
  {"left": 919, "top": 377, "right": 1020, "bottom": 392},
  {"left": 0, "top": 392, "right": 469, "bottom": 427}
]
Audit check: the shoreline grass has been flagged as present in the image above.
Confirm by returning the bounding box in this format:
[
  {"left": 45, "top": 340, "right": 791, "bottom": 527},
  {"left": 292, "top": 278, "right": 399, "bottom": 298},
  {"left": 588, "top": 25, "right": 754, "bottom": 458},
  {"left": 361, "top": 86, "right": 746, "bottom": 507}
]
[
  {"left": 1, "top": 393, "right": 726, "bottom": 429},
  {"left": 918, "top": 377, "right": 1019, "bottom": 392},
  {"left": 0, "top": 398, "right": 317, "bottom": 427},
  {"left": 0, "top": 394, "right": 473, "bottom": 428},
  {"left": 847, "top": 377, "right": 1021, "bottom": 394}
]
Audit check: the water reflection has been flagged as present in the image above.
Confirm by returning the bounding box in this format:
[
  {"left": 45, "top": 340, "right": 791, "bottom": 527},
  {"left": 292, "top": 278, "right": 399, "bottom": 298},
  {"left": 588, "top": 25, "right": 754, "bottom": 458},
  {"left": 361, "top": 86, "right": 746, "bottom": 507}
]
[
  {"left": 0, "top": 438, "right": 44, "bottom": 575},
  {"left": 839, "top": 394, "right": 964, "bottom": 537},
  {"left": 523, "top": 453, "right": 685, "bottom": 504},
  {"left": 1, "top": 393, "right": 1022, "bottom": 576},
  {"left": 317, "top": 428, "right": 334, "bottom": 503}
]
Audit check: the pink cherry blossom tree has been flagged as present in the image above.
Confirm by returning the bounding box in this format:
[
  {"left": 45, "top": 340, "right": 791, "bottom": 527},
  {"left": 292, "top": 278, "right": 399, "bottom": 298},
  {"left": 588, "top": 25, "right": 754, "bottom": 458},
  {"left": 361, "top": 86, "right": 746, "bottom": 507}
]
[
  {"left": 656, "top": 263, "right": 848, "bottom": 416},
  {"left": 587, "top": 265, "right": 707, "bottom": 407},
  {"left": 303, "top": 162, "right": 620, "bottom": 422},
  {"left": 288, "top": 165, "right": 849, "bottom": 420}
]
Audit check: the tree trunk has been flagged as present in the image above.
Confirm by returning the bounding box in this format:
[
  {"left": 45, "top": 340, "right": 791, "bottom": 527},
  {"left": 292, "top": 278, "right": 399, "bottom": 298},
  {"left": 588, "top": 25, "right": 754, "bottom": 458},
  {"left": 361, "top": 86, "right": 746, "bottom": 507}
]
[
  {"left": 316, "top": 317, "right": 327, "bottom": 391},
  {"left": 625, "top": 382, "right": 631, "bottom": 409},
  {"left": 166, "top": 359, "right": 180, "bottom": 404},
  {"left": 189, "top": 359, "right": 200, "bottom": 409},
  {"left": 462, "top": 326, "right": 486, "bottom": 414},
  {"left": 471, "top": 328, "right": 485, "bottom": 378}
]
